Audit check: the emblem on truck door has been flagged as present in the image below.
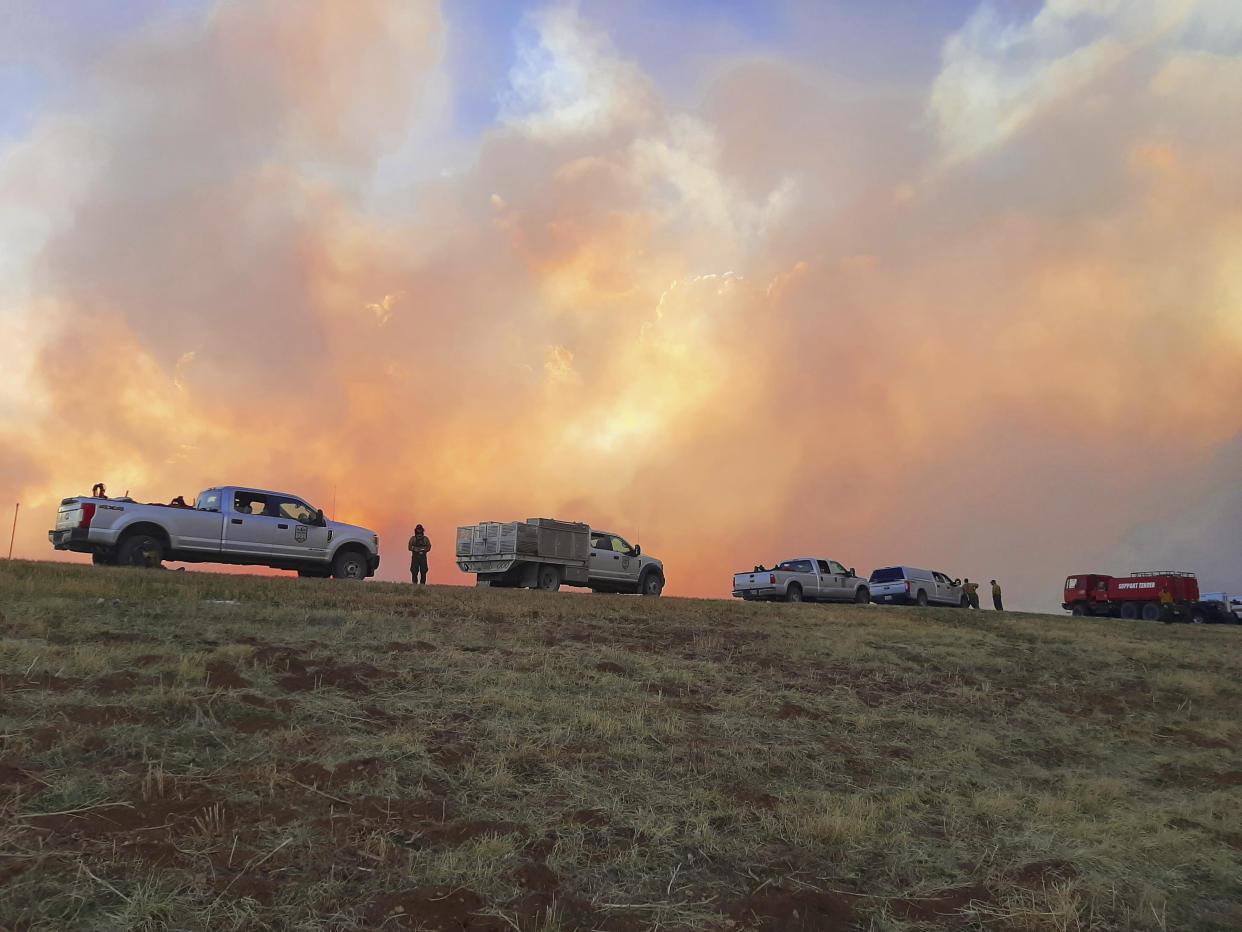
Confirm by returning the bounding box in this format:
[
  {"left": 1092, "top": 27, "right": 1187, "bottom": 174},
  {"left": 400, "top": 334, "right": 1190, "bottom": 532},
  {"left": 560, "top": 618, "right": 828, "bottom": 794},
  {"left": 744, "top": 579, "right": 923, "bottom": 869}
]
[{"left": 295, "top": 525, "right": 308, "bottom": 543}]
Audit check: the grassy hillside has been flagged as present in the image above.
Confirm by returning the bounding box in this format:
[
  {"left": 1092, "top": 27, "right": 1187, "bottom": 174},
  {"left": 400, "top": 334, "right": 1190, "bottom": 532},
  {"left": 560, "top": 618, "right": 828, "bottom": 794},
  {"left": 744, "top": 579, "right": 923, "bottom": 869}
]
[{"left": 1, "top": 559, "right": 1240, "bottom": 931}]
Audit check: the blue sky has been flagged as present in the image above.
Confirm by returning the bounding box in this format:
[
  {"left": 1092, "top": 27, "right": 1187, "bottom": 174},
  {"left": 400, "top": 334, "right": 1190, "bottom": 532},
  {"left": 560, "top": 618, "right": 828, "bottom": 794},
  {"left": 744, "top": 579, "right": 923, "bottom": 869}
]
[{"left": 1, "top": 0, "right": 1003, "bottom": 144}]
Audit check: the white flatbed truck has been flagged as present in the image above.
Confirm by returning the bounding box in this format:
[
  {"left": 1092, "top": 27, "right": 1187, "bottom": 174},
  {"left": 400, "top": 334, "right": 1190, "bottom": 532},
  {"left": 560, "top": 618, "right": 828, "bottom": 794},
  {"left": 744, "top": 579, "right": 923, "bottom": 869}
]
[{"left": 456, "top": 518, "right": 665, "bottom": 595}]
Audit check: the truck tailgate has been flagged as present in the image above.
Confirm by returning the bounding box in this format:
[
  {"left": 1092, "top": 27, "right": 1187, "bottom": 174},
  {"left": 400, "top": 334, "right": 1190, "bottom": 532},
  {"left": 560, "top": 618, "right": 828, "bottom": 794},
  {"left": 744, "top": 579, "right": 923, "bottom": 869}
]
[{"left": 733, "top": 572, "right": 771, "bottom": 591}]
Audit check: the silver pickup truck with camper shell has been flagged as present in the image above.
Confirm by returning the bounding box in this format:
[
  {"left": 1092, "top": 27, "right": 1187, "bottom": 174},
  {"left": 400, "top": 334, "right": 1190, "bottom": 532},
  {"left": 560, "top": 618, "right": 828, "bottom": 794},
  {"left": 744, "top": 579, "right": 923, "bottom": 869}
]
[
  {"left": 869, "top": 566, "right": 966, "bottom": 607},
  {"left": 733, "top": 559, "right": 870, "bottom": 604},
  {"left": 49, "top": 486, "right": 380, "bottom": 579},
  {"left": 456, "top": 518, "right": 665, "bottom": 595}
]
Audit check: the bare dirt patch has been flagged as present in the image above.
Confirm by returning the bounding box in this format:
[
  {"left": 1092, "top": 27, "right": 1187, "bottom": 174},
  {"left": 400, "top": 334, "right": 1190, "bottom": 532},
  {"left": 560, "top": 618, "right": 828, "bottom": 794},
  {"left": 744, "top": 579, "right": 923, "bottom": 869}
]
[
  {"left": 90, "top": 671, "right": 147, "bottom": 695},
  {"left": 1007, "top": 860, "right": 1078, "bottom": 887},
  {"left": 890, "top": 884, "right": 992, "bottom": 923},
  {"left": 205, "top": 660, "right": 250, "bottom": 689},
  {"left": 367, "top": 885, "right": 500, "bottom": 931},
  {"left": 277, "top": 660, "right": 393, "bottom": 694},
  {"left": 728, "top": 885, "right": 859, "bottom": 931}
]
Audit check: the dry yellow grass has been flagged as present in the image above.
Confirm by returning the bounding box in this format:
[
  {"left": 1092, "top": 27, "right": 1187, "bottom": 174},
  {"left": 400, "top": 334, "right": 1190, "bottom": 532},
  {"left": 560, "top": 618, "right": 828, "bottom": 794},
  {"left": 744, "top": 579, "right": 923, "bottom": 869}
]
[{"left": 1, "top": 558, "right": 1240, "bottom": 930}]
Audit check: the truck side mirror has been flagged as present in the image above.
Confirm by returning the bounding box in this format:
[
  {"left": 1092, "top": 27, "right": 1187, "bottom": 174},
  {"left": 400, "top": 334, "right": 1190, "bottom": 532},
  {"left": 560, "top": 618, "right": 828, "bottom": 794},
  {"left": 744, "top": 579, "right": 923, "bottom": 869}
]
[
  {"left": 316, "top": 509, "right": 324, "bottom": 526},
  {"left": 635, "top": 545, "right": 641, "bottom": 556},
  {"left": 849, "top": 567, "right": 856, "bottom": 576}
]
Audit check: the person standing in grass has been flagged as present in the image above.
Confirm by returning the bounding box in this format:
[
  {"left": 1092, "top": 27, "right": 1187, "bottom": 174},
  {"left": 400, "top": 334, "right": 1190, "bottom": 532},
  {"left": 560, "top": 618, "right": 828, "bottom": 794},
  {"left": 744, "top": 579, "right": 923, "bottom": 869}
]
[
  {"left": 991, "top": 579, "right": 1004, "bottom": 611},
  {"left": 963, "top": 578, "right": 980, "bottom": 609},
  {"left": 408, "top": 524, "right": 431, "bottom": 585}
]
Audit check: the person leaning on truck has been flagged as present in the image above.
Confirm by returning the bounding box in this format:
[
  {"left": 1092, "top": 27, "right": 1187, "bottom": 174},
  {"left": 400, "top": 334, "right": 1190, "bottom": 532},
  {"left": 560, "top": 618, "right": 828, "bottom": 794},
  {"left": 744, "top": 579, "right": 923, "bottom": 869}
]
[
  {"left": 963, "top": 578, "right": 980, "bottom": 609},
  {"left": 408, "top": 524, "right": 431, "bottom": 585},
  {"left": 991, "top": 579, "right": 1004, "bottom": 611}
]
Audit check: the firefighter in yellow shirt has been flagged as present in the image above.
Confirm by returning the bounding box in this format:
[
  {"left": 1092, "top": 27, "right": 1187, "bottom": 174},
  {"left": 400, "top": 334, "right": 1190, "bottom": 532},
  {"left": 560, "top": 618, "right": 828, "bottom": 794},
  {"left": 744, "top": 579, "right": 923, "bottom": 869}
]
[{"left": 1159, "top": 585, "right": 1174, "bottom": 623}]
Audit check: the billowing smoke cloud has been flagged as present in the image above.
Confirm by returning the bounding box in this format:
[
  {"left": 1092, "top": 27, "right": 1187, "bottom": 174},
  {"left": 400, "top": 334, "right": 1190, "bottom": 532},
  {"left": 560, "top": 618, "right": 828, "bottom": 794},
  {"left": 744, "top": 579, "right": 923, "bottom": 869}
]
[{"left": 2, "top": 0, "right": 1240, "bottom": 610}]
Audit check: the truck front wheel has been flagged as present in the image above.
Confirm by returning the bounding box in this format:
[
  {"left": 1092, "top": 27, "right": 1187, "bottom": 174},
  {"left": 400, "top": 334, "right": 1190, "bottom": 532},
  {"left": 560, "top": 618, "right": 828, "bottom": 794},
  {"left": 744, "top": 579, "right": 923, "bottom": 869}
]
[
  {"left": 1141, "top": 602, "right": 1162, "bottom": 622},
  {"left": 854, "top": 586, "right": 869, "bottom": 604},
  {"left": 536, "top": 565, "right": 561, "bottom": 591},
  {"left": 332, "top": 550, "right": 368, "bottom": 580},
  {"left": 639, "top": 570, "right": 664, "bottom": 597},
  {"left": 117, "top": 534, "right": 164, "bottom": 569},
  {"left": 1071, "top": 604, "right": 1086, "bottom": 616},
  {"left": 1120, "top": 602, "right": 1139, "bottom": 620}
]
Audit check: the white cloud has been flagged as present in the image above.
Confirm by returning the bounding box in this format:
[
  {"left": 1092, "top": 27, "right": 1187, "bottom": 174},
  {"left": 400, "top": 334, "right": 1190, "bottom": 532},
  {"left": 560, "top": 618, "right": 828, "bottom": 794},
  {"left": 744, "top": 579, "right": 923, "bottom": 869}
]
[
  {"left": 929, "top": 0, "right": 1199, "bottom": 162},
  {"left": 499, "top": 3, "right": 653, "bottom": 140}
]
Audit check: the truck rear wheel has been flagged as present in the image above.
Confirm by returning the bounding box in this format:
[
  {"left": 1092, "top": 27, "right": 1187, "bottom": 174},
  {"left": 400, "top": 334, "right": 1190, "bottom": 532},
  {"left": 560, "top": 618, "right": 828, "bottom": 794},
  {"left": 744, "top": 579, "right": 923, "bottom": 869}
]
[
  {"left": 536, "top": 565, "right": 561, "bottom": 591},
  {"left": 117, "top": 534, "right": 164, "bottom": 569},
  {"left": 332, "top": 549, "right": 368, "bottom": 580},
  {"left": 785, "top": 583, "right": 803, "bottom": 603},
  {"left": 1120, "top": 602, "right": 1139, "bottom": 620},
  {"left": 916, "top": 590, "right": 928, "bottom": 607},
  {"left": 1141, "top": 603, "right": 1162, "bottom": 622}
]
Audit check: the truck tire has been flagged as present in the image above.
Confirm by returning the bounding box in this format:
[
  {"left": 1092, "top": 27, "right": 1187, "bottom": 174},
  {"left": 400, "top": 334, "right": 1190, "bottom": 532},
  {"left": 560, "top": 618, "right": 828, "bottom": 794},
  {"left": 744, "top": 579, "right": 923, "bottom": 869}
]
[
  {"left": 854, "top": 586, "right": 869, "bottom": 604},
  {"left": 1071, "top": 604, "right": 1086, "bottom": 616},
  {"left": 536, "top": 565, "right": 561, "bottom": 591},
  {"left": 915, "top": 590, "right": 928, "bottom": 607},
  {"left": 331, "top": 549, "right": 368, "bottom": 580},
  {"left": 785, "top": 583, "right": 803, "bottom": 603},
  {"left": 639, "top": 570, "right": 664, "bottom": 596},
  {"left": 1190, "top": 609, "right": 1207, "bottom": 625},
  {"left": 1120, "top": 602, "right": 1139, "bottom": 620},
  {"left": 1140, "top": 603, "right": 1162, "bottom": 622},
  {"left": 117, "top": 533, "right": 164, "bottom": 569}
]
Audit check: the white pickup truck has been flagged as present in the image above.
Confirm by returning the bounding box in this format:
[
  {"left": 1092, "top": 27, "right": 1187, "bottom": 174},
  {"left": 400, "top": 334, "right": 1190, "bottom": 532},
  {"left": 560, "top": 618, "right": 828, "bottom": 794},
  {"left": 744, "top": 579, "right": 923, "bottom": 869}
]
[
  {"left": 733, "top": 558, "right": 870, "bottom": 604},
  {"left": 49, "top": 486, "right": 381, "bottom": 579}
]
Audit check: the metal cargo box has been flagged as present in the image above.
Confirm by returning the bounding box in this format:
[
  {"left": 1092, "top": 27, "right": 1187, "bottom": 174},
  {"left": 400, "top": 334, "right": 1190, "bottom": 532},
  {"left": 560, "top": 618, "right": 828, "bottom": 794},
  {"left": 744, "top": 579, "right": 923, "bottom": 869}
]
[{"left": 525, "top": 518, "right": 589, "bottom": 562}]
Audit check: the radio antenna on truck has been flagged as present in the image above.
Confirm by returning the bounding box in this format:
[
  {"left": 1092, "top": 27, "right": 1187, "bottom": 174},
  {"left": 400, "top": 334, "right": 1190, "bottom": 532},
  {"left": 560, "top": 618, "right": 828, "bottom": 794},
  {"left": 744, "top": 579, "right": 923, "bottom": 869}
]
[{"left": 7, "top": 502, "right": 17, "bottom": 560}]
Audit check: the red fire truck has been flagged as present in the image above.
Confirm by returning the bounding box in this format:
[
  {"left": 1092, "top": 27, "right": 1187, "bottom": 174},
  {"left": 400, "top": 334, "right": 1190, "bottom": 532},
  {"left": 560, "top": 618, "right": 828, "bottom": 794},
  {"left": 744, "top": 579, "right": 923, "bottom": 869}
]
[{"left": 1063, "top": 570, "right": 1201, "bottom": 621}]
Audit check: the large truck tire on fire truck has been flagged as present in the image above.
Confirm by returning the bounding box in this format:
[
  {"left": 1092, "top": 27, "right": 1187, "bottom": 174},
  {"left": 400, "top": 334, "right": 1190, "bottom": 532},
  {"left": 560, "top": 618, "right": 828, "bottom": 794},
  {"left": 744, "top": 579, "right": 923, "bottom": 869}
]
[{"left": 1063, "top": 570, "right": 1236, "bottom": 623}]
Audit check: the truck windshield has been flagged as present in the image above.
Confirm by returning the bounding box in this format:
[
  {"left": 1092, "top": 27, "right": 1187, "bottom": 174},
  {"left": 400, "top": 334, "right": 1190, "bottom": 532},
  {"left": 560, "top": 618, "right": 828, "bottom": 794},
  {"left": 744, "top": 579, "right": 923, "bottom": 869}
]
[{"left": 869, "top": 567, "right": 904, "bottom": 583}]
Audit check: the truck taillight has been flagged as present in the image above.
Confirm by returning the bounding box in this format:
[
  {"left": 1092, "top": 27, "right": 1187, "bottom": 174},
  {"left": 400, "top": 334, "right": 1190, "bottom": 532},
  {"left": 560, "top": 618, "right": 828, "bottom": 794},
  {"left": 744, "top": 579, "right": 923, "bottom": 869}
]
[
  {"left": 905, "top": 580, "right": 910, "bottom": 593},
  {"left": 770, "top": 574, "right": 776, "bottom": 584},
  {"left": 78, "top": 503, "right": 96, "bottom": 528}
]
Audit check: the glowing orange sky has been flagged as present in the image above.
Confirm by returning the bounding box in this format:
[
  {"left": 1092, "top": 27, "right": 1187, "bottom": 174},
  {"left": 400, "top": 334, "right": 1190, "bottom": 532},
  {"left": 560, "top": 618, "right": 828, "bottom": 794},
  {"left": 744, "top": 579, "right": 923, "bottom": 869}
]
[{"left": 2, "top": 1, "right": 1240, "bottom": 611}]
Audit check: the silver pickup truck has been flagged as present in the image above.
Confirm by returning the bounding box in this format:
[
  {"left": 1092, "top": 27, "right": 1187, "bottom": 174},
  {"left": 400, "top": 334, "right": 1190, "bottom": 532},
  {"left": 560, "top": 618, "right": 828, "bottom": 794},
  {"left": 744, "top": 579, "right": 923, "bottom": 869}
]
[
  {"left": 49, "top": 486, "right": 381, "bottom": 579},
  {"left": 457, "top": 518, "right": 665, "bottom": 595},
  {"left": 733, "top": 558, "right": 870, "bottom": 604},
  {"left": 868, "top": 566, "right": 965, "bottom": 607}
]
